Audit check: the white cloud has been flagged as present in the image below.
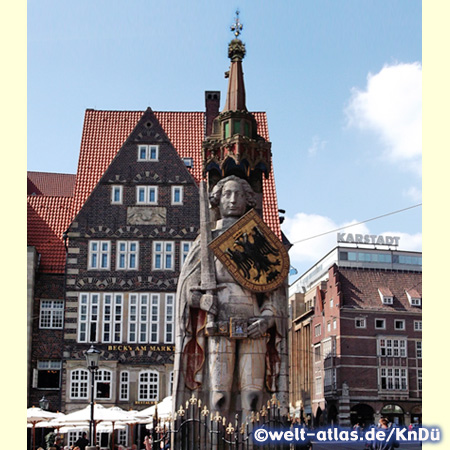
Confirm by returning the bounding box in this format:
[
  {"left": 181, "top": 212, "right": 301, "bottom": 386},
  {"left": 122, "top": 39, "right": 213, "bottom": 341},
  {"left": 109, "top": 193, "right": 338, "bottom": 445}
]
[
  {"left": 346, "top": 62, "right": 422, "bottom": 176},
  {"left": 403, "top": 186, "right": 422, "bottom": 203},
  {"left": 307, "top": 136, "right": 327, "bottom": 157},
  {"left": 283, "top": 212, "right": 422, "bottom": 276}
]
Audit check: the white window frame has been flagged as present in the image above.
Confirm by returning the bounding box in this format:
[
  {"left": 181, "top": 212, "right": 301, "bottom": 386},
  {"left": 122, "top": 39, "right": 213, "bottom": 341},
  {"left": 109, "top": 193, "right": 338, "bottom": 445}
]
[
  {"left": 70, "top": 369, "right": 89, "bottom": 399},
  {"left": 88, "top": 240, "right": 111, "bottom": 270},
  {"left": 111, "top": 185, "right": 123, "bottom": 204},
  {"left": 414, "top": 320, "right": 422, "bottom": 331},
  {"left": 327, "top": 322, "right": 331, "bottom": 332},
  {"left": 136, "top": 186, "right": 158, "bottom": 205},
  {"left": 380, "top": 367, "right": 408, "bottom": 391},
  {"left": 153, "top": 241, "right": 174, "bottom": 270},
  {"left": 116, "top": 241, "right": 139, "bottom": 270},
  {"left": 150, "top": 294, "right": 160, "bottom": 343},
  {"left": 78, "top": 293, "right": 100, "bottom": 343},
  {"left": 165, "top": 294, "right": 175, "bottom": 344},
  {"left": 119, "top": 371, "right": 130, "bottom": 401},
  {"left": 394, "top": 319, "right": 405, "bottom": 330},
  {"left": 355, "top": 317, "right": 366, "bottom": 329},
  {"left": 314, "top": 324, "right": 321, "bottom": 337},
  {"left": 39, "top": 299, "right": 64, "bottom": 329},
  {"left": 329, "top": 298, "right": 333, "bottom": 308},
  {"left": 138, "top": 370, "right": 159, "bottom": 401},
  {"left": 417, "top": 369, "right": 422, "bottom": 391},
  {"left": 128, "top": 293, "right": 150, "bottom": 344},
  {"left": 168, "top": 371, "right": 174, "bottom": 397},
  {"left": 118, "top": 429, "right": 128, "bottom": 447},
  {"left": 35, "top": 360, "right": 62, "bottom": 390},
  {"left": 315, "top": 376, "right": 323, "bottom": 396},
  {"left": 138, "top": 144, "right": 159, "bottom": 161},
  {"left": 375, "top": 318, "right": 386, "bottom": 330},
  {"left": 416, "top": 341, "right": 422, "bottom": 358},
  {"left": 180, "top": 241, "right": 193, "bottom": 267},
  {"left": 378, "top": 338, "right": 407, "bottom": 357},
  {"left": 333, "top": 319, "right": 337, "bottom": 330},
  {"left": 102, "top": 294, "right": 123, "bottom": 343},
  {"left": 94, "top": 369, "right": 112, "bottom": 400},
  {"left": 171, "top": 186, "right": 184, "bottom": 205}
]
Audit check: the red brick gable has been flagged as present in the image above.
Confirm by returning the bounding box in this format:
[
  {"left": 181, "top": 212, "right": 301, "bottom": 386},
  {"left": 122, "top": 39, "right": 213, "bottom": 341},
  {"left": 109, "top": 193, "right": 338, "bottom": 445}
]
[
  {"left": 27, "top": 171, "right": 76, "bottom": 197},
  {"left": 337, "top": 267, "right": 422, "bottom": 311},
  {"left": 27, "top": 196, "right": 73, "bottom": 273},
  {"left": 72, "top": 109, "right": 280, "bottom": 237}
]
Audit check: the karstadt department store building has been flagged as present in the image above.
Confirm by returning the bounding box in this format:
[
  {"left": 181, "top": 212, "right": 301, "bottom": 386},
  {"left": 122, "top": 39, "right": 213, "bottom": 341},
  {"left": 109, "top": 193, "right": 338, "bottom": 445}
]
[{"left": 289, "top": 241, "right": 422, "bottom": 428}]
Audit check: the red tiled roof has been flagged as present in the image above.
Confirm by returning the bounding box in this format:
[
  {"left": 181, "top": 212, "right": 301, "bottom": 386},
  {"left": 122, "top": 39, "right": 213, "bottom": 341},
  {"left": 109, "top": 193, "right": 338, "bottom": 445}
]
[
  {"left": 338, "top": 267, "right": 422, "bottom": 311},
  {"left": 27, "top": 171, "right": 76, "bottom": 197},
  {"left": 27, "top": 195, "right": 73, "bottom": 273},
  {"left": 72, "top": 109, "right": 280, "bottom": 237}
]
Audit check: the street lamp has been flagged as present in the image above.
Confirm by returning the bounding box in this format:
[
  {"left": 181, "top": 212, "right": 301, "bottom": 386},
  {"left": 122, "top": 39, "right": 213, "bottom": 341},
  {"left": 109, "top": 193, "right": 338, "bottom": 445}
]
[
  {"left": 85, "top": 345, "right": 101, "bottom": 447},
  {"left": 39, "top": 396, "right": 49, "bottom": 411}
]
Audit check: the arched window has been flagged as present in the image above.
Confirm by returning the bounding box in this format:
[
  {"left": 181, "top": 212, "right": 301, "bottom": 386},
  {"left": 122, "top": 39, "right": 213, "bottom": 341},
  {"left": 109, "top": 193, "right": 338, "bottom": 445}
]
[
  {"left": 138, "top": 370, "right": 159, "bottom": 401},
  {"left": 70, "top": 369, "right": 89, "bottom": 399}
]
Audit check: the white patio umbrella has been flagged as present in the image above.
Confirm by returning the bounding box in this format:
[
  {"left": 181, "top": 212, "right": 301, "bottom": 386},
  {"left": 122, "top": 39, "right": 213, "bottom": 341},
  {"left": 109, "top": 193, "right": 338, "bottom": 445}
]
[
  {"left": 27, "top": 407, "right": 60, "bottom": 450},
  {"left": 136, "top": 396, "right": 173, "bottom": 420}
]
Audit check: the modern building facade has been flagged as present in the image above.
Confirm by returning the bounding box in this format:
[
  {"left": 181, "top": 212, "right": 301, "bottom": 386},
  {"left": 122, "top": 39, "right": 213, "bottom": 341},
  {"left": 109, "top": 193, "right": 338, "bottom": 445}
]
[{"left": 289, "top": 244, "right": 422, "bottom": 428}]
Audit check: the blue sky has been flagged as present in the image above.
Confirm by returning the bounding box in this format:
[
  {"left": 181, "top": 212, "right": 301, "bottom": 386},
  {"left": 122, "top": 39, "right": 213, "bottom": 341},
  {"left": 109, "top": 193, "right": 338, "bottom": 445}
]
[{"left": 27, "top": 0, "right": 422, "bottom": 278}]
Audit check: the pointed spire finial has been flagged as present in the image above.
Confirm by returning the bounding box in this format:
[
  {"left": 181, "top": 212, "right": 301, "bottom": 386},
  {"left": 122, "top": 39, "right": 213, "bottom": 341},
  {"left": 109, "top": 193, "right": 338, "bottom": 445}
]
[{"left": 230, "top": 10, "right": 243, "bottom": 38}]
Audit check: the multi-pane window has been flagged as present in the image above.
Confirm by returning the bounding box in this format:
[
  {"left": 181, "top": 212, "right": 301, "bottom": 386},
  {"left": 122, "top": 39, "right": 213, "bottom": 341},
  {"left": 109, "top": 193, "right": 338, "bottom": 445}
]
[
  {"left": 379, "top": 338, "right": 407, "bottom": 357},
  {"left": 78, "top": 293, "right": 100, "bottom": 343},
  {"left": 136, "top": 186, "right": 158, "bottom": 205},
  {"left": 138, "top": 144, "right": 159, "bottom": 161},
  {"left": 180, "top": 241, "right": 192, "bottom": 267},
  {"left": 138, "top": 370, "right": 159, "bottom": 401},
  {"left": 375, "top": 319, "right": 386, "bottom": 329},
  {"left": 168, "top": 371, "right": 174, "bottom": 396},
  {"left": 88, "top": 241, "right": 111, "bottom": 270},
  {"left": 116, "top": 241, "right": 139, "bottom": 270},
  {"left": 129, "top": 294, "right": 149, "bottom": 343},
  {"left": 150, "top": 294, "right": 160, "bottom": 343},
  {"left": 68, "top": 431, "right": 85, "bottom": 447},
  {"left": 416, "top": 341, "right": 422, "bottom": 358},
  {"left": 355, "top": 318, "right": 366, "bottom": 329},
  {"left": 70, "top": 369, "right": 89, "bottom": 399},
  {"left": 95, "top": 369, "right": 112, "bottom": 399},
  {"left": 119, "top": 371, "right": 129, "bottom": 401},
  {"left": 153, "top": 241, "right": 174, "bottom": 270},
  {"left": 380, "top": 368, "right": 407, "bottom": 390},
  {"left": 165, "top": 294, "right": 175, "bottom": 344},
  {"left": 171, "top": 186, "right": 184, "bottom": 205},
  {"left": 102, "top": 294, "right": 123, "bottom": 343},
  {"left": 35, "top": 361, "right": 61, "bottom": 389},
  {"left": 111, "top": 185, "right": 123, "bottom": 204},
  {"left": 314, "top": 344, "right": 321, "bottom": 363},
  {"left": 414, "top": 320, "right": 422, "bottom": 331},
  {"left": 314, "top": 324, "right": 321, "bottom": 337},
  {"left": 394, "top": 320, "right": 405, "bottom": 330},
  {"left": 39, "top": 300, "right": 64, "bottom": 329},
  {"left": 417, "top": 369, "right": 422, "bottom": 391},
  {"left": 118, "top": 429, "right": 128, "bottom": 447}
]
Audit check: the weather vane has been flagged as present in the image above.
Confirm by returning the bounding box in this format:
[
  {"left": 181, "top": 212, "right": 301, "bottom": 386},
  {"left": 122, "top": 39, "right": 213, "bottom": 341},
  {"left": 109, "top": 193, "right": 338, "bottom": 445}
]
[{"left": 230, "top": 10, "right": 243, "bottom": 37}]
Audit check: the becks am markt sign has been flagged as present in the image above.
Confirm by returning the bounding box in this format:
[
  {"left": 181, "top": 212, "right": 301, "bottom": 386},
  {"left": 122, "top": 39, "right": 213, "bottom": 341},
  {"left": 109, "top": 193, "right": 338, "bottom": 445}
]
[{"left": 337, "top": 233, "right": 400, "bottom": 246}]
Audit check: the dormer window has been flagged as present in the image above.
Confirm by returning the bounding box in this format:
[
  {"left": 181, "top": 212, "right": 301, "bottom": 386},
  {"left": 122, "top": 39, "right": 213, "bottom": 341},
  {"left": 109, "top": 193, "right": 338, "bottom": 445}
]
[
  {"left": 182, "top": 158, "right": 193, "bottom": 168},
  {"left": 138, "top": 145, "right": 159, "bottom": 161},
  {"left": 378, "top": 287, "right": 394, "bottom": 305},
  {"left": 406, "top": 289, "right": 421, "bottom": 307}
]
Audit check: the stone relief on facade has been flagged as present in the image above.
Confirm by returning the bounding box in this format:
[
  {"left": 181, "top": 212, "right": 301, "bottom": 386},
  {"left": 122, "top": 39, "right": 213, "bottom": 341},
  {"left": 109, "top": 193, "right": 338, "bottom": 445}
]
[{"left": 127, "top": 206, "right": 167, "bottom": 225}]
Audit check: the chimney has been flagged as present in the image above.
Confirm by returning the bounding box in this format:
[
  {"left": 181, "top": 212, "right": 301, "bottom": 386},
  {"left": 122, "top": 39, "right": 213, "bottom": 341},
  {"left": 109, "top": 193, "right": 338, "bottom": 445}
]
[{"left": 205, "top": 91, "right": 220, "bottom": 137}]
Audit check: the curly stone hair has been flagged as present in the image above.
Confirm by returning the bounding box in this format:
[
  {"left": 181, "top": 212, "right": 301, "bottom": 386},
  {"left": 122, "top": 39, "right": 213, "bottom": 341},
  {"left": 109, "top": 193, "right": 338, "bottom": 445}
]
[{"left": 209, "top": 175, "right": 257, "bottom": 211}]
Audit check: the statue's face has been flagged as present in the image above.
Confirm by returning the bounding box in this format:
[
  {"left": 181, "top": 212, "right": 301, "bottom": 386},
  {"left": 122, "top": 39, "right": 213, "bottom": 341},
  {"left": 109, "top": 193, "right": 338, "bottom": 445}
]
[{"left": 219, "top": 180, "right": 247, "bottom": 218}]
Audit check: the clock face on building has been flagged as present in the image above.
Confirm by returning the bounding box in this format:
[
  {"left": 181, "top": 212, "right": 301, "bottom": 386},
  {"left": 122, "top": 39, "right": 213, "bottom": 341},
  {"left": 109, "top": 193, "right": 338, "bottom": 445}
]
[{"left": 209, "top": 209, "right": 289, "bottom": 293}]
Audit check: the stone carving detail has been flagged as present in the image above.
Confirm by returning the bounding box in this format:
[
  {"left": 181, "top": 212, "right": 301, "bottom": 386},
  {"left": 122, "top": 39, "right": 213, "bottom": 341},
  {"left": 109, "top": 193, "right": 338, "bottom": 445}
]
[{"left": 127, "top": 206, "right": 167, "bottom": 225}]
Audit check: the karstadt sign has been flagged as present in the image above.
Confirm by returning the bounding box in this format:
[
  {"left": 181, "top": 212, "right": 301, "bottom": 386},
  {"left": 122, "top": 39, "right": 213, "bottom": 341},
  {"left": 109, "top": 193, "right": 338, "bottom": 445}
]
[{"left": 337, "top": 233, "right": 400, "bottom": 246}]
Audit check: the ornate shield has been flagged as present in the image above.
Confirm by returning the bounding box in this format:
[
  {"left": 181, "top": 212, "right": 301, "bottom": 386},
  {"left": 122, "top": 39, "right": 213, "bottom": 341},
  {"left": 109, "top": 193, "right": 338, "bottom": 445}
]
[{"left": 209, "top": 209, "right": 289, "bottom": 292}]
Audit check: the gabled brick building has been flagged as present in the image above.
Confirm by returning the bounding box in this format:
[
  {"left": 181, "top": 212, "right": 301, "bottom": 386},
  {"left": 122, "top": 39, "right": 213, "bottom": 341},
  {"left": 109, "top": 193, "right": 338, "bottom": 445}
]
[
  {"left": 28, "top": 98, "right": 281, "bottom": 423},
  {"left": 289, "top": 245, "right": 422, "bottom": 428}
]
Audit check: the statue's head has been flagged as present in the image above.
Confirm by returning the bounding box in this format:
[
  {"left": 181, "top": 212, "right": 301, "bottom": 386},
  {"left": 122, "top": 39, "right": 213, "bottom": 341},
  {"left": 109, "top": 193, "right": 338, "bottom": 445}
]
[{"left": 209, "top": 175, "right": 256, "bottom": 218}]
